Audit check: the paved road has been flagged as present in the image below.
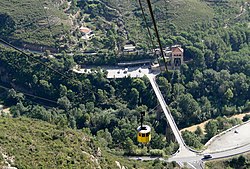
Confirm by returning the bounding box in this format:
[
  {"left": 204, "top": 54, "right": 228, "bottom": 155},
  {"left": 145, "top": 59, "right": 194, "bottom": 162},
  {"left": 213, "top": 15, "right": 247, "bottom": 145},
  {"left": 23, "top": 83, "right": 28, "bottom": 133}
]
[
  {"left": 204, "top": 121, "right": 250, "bottom": 153},
  {"left": 147, "top": 74, "right": 196, "bottom": 157},
  {"left": 130, "top": 142, "right": 250, "bottom": 167},
  {"left": 74, "top": 66, "right": 250, "bottom": 169}
]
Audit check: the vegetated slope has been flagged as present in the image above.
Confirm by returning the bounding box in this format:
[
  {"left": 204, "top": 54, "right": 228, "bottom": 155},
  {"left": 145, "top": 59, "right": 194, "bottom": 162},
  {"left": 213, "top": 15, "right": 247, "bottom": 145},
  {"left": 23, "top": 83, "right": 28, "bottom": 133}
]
[
  {"left": 99, "top": 0, "right": 247, "bottom": 46},
  {"left": 206, "top": 153, "right": 250, "bottom": 169},
  {"left": 0, "top": 0, "right": 71, "bottom": 46},
  {"left": 153, "top": 0, "right": 214, "bottom": 30},
  {"left": 1, "top": 0, "right": 247, "bottom": 51},
  {"left": 0, "top": 118, "right": 128, "bottom": 168},
  {"left": 0, "top": 117, "right": 103, "bottom": 168},
  {"left": 92, "top": 0, "right": 214, "bottom": 48},
  {"left": 0, "top": 117, "right": 180, "bottom": 169}
]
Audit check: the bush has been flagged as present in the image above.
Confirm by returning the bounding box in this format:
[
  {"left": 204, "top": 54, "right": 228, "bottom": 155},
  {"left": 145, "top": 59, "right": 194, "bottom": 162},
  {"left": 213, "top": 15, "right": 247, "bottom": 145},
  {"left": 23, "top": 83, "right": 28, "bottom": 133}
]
[
  {"left": 242, "top": 114, "right": 250, "bottom": 122},
  {"left": 149, "top": 149, "right": 165, "bottom": 157}
]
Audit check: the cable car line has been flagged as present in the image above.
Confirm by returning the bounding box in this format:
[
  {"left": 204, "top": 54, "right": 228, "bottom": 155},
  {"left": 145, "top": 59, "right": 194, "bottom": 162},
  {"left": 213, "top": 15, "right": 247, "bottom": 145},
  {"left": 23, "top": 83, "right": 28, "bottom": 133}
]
[
  {"left": 138, "top": 0, "right": 155, "bottom": 49},
  {"left": 0, "top": 38, "right": 71, "bottom": 81},
  {"left": 0, "top": 4, "right": 164, "bottom": 144},
  {"left": 145, "top": 0, "right": 168, "bottom": 73},
  {"left": 0, "top": 84, "right": 58, "bottom": 104},
  {"left": 0, "top": 38, "right": 103, "bottom": 103},
  {"left": 137, "top": 0, "right": 163, "bottom": 72}
]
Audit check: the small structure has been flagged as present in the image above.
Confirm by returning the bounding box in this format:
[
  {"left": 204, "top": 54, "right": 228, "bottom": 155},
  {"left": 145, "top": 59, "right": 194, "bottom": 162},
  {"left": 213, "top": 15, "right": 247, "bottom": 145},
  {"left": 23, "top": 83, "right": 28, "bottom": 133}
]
[
  {"left": 123, "top": 44, "right": 136, "bottom": 53},
  {"left": 170, "top": 45, "right": 184, "bottom": 68},
  {"left": 80, "top": 27, "right": 95, "bottom": 40},
  {"left": 151, "top": 63, "right": 160, "bottom": 71},
  {"left": 117, "top": 59, "right": 152, "bottom": 67},
  {"left": 123, "top": 41, "right": 137, "bottom": 54}
]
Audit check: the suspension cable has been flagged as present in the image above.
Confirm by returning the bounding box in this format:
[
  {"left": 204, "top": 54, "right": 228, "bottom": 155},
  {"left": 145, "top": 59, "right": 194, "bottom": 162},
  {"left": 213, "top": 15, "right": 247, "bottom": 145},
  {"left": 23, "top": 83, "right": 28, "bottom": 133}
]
[
  {"left": 138, "top": 0, "right": 163, "bottom": 72},
  {"left": 138, "top": 0, "right": 155, "bottom": 49},
  {"left": 0, "top": 84, "right": 58, "bottom": 104},
  {"left": 0, "top": 38, "right": 102, "bottom": 103},
  {"left": 145, "top": 0, "right": 168, "bottom": 72},
  {"left": 0, "top": 38, "right": 71, "bottom": 81}
]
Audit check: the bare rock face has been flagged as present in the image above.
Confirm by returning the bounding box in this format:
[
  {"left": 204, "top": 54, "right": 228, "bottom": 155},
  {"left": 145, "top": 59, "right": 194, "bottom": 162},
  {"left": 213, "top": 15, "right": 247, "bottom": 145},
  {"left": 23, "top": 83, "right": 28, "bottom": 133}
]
[
  {"left": 0, "top": 147, "right": 17, "bottom": 169},
  {"left": 115, "top": 161, "right": 127, "bottom": 169},
  {"left": 82, "top": 151, "right": 101, "bottom": 169},
  {"left": 96, "top": 147, "right": 102, "bottom": 157}
]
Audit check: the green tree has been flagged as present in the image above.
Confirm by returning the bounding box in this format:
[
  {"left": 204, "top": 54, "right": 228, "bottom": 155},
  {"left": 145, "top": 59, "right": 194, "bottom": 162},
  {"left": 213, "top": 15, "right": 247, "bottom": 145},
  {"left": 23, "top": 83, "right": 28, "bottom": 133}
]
[
  {"left": 242, "top": 114, "right": 250, "bottom": 122},
  {"left": 186, "top": 46, "right": 205, "bottom": 69},
  {"left": 224, "top": 88, "right": 234, "bottom": 101},
  {"left": 97, "top": 89, "right": 106, "bottom": 104},
  {"left": 205, "top": 120, "right": 218, "bottom": 139},
  {"left": 59, "top": 84, "right": 68, "bottom": 97},
  {"left": 181, "top": 130, "right": 203, "bottom": 149},
  {"left": 195, "top": 126, "right": 203, "bottom": 136},
  {"left": 97, "top": 129, "right": 113, "bottom": 147},
  {"left": 28, "top": 105, "right": 51, "bottom": 122},
  {"left": 124, "top": 137, "right": 136, "bottom": 155},
  {"left": 0, "top": 13, "right": 15, "bottom": 36},
  {"left": 69, "top": 115, "right": 76, "bottom": 129},
  {"left": 177, "top": 93, "right": 201, "bottom": 125},
  {"left": 57, "top": 96, "right": 71, "bottom": 110},
  {"left": 129, "top": 88, "right": 139, "bottom": 108}
]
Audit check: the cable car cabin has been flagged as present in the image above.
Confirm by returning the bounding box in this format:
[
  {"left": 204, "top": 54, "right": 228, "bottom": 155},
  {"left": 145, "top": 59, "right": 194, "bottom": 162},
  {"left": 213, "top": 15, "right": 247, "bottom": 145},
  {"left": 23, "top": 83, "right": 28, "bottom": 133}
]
[{"left": 137, "top": 125, "right": 151, "bottom": 144}]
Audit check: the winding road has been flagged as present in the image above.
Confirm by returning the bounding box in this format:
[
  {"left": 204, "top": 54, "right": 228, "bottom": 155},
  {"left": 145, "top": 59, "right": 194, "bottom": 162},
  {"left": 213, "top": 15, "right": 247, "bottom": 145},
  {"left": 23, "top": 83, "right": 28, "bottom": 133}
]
[{"left": 73, "top": 66, "right": 250, "bottom": 169}]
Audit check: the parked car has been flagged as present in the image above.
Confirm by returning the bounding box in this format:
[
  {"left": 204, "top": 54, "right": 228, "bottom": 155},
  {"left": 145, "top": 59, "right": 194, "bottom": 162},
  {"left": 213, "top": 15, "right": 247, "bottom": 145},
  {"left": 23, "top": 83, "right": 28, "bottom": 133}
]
[
  {"left": 124, "top": 68, "right": 128, "bottom": 74},
  {"left": 137, "top": 157, "right": 142, "bottom": 161},
  {"left": 203, "top": 154, "right": 212, "bottom": 159}
]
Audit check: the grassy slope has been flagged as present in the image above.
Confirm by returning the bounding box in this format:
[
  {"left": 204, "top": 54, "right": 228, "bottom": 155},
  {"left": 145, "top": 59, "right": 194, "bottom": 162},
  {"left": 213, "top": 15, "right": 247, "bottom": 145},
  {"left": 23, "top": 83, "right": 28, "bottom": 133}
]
[
  {"left": 205, "top": 153, "right": 250, "bottom": 169},
  {"left": 0, "top": 117, "right": 171, "bottom": 169},
  {"left": 0, "top": 0, "right": 71, "bottom": 46},
  {"left": 0, "top": 117, "right": 99, "bottom": 168},
  {"left": 100, "top": 0, "right": 247, "bottom": 45},
  {"left": 0, "top": 0, "right": 247, "bottom": 48}
]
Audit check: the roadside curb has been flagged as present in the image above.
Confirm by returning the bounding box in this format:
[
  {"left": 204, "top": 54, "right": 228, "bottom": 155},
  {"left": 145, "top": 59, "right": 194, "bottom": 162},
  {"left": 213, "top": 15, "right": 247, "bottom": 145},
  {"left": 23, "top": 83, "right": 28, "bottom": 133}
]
[{"left": 204, "top": 120, "right": 250, "bottom": 150}]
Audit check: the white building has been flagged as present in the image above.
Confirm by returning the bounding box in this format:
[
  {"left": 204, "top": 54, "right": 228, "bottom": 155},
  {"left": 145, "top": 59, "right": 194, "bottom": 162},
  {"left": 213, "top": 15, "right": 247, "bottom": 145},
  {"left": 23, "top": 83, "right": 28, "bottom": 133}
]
[{"left": 80, "top": 27, "right": 95, "bottom": 40}]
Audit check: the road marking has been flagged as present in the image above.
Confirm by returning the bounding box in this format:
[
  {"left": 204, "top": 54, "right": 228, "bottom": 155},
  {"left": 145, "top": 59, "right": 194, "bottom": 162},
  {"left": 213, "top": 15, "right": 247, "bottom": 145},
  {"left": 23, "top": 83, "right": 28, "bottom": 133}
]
[
  {"left": 177, "top": 162, "right": 184, "bottom": 167},
  {"left": 187, "top": 162, "right": 197, "bottom": 169}
]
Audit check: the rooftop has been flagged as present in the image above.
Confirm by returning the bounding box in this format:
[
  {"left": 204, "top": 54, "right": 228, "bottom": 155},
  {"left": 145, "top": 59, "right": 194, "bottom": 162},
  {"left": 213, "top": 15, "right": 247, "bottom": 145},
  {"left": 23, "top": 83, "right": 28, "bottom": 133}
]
[
  {"left": 79, "top": 27, "right": 92, "bottom": 34},
  {"left": 124, "top": 44, "right": 136, "bottom": 50},
  {"left": 171, "top": 46, "right": 184, "bottom": 53}
]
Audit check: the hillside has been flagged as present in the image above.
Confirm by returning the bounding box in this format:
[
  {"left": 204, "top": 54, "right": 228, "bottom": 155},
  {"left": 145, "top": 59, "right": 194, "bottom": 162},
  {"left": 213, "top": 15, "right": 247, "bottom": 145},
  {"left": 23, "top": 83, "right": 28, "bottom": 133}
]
[
  {"left": 1, "top": 0, "right": 248, "bottom": 51},
  {"left": 0, "top": 117, "right": 180, "bottom": 169},
  {"left": 99, "top": 0, "right": 248, "bottom": 47},
  {"left": 0, "top": 117, "right": 103, "bottom": 168},
  {"left": 206, "top": 153, "right": 250, "bottom": 169},
  {"left": 0, "top": 0, "right": 71, "bottom": 47}
]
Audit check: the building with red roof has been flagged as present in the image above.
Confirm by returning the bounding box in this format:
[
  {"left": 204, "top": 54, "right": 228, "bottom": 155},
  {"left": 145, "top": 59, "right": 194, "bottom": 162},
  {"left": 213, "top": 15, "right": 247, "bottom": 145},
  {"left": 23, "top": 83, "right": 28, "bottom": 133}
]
[{"left": 79, "top": 27, "right": 95, "bottom": 40}]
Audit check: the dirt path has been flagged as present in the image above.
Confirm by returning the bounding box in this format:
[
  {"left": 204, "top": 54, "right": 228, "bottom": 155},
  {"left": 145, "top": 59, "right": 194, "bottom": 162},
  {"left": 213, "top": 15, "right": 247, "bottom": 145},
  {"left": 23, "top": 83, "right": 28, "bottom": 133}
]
[{"left": 234, "top": 2, "right": 248, "bottom": 19}]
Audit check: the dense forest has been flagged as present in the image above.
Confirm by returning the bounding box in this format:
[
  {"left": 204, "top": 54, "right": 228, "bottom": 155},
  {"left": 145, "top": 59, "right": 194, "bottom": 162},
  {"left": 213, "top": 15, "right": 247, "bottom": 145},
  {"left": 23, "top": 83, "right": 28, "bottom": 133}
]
[{"left": 0, "top": 0, "right": 250, "bottom": 168}]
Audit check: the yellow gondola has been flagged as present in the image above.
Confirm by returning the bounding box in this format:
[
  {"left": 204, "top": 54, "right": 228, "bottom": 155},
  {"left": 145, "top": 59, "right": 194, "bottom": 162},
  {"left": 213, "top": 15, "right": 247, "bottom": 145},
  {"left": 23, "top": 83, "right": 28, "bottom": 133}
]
[
  {"left": 137, "top": 125, "right": 151, "bottom": 144},
  {"left": 137, "top": 112, "right": 151, "bottom": 144}
]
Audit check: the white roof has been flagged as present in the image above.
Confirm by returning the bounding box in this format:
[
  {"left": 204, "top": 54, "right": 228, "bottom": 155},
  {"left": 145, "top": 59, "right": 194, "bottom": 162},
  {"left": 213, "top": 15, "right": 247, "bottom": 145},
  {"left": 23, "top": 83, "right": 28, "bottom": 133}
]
[
  {"left": 124, "top": 44, "right": 136, "bottom": 50},
  {"left": 137, "top": 125, "right": 151, "bottom": 134}
]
